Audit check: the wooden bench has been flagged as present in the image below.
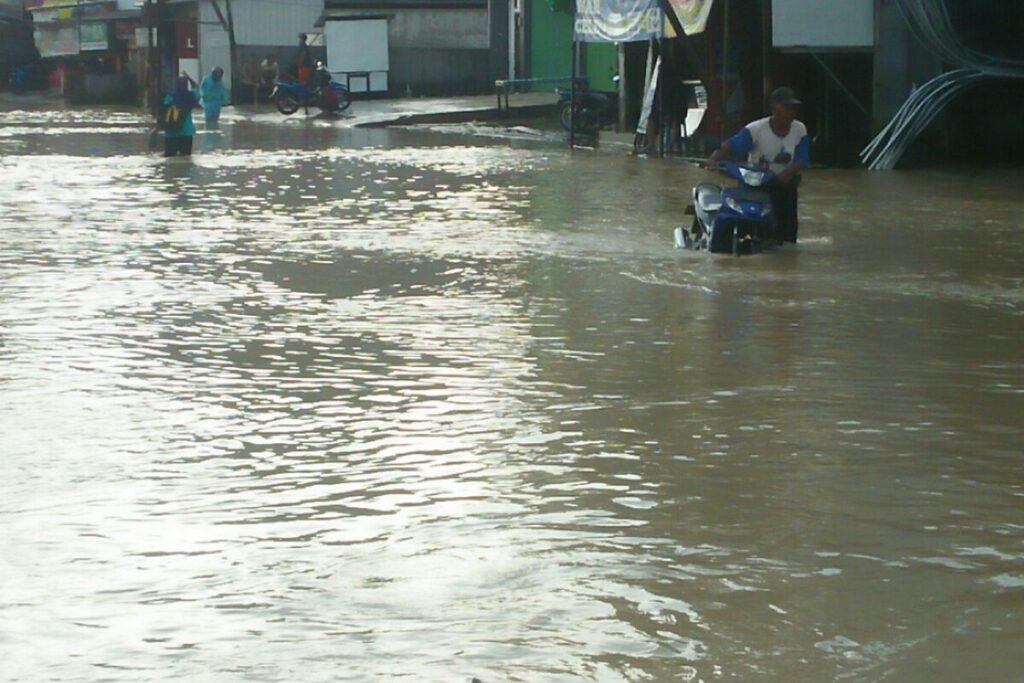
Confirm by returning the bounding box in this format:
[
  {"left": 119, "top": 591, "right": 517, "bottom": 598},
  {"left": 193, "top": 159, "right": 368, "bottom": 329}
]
[{"left": 494, "top": 76, "right": 589, "bottom": 110}]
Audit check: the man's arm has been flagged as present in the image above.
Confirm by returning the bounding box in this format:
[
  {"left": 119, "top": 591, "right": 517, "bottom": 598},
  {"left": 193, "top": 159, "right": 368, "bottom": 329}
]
[
  {"left": 706, "top": 140, "right": 732, "bottom": 166},
  {"left": 707, "top": 127, "right": 753, "bottom": 167}
]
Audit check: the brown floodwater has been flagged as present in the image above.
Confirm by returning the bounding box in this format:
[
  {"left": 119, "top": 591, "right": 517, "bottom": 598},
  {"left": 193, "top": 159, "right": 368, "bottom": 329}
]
[{"left": 1, "top": 106, "right": 1022, "bottom": 682}]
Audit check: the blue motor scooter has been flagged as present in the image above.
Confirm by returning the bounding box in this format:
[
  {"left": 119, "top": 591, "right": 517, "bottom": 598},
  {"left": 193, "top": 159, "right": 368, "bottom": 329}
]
[{"left": 675, "top": 161, "right": 780, "bottom": 255}]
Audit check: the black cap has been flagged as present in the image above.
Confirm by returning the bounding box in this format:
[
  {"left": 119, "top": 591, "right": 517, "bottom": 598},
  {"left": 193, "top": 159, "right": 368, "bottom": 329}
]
[{"left": 769, "top": 87, "right": 801, "bottom": 106}]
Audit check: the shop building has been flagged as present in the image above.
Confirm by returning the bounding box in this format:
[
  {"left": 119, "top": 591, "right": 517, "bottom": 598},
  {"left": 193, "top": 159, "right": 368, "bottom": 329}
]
[
  {"left": 25, "top": 0, "right": 144, "bottom": 102},
  {"left": 523, "top": 0, "right": 1024, "bottom": 166},
  {"left": 2, "top": 0, "right": 40, "bottom": 87}
]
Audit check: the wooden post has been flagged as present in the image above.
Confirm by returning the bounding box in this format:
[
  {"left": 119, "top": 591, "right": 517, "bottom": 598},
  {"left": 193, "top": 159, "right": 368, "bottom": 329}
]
[
  {"left": 761, "top": 0, "right": 771, "bottom": 112},
  {"left": 617, "top": 42, "right": 627, "bottom": 132},
  {"left": 146, "top": 0, "right": 155, "bottom": 112},
  {"left": 224, "top": 0, "right": 238, "bottom": 97},
  {"left": 570, "top": 36, "right": 577, "bottom": 149},
  {"left": 155, "top": 0, "right": 164, "bottom": 101},
  {"left": 721, "top": 0, "right": 730, "bottom": 137},
  {"left": 658, "top": 39, "right": 665, "bottom": 156}
]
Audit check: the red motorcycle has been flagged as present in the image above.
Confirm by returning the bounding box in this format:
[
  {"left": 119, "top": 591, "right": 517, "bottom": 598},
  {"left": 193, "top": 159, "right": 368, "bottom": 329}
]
[{"left": 271, "top": 63, "right": 351, "bottom": 116}]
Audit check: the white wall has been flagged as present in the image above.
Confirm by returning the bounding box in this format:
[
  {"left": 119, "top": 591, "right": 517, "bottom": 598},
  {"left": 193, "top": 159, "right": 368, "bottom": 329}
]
[
  {"left": 197, "top": 0, "right": 322, "bottom": 101},
  {"left": 198, "top": 0, "right": 233, "bottom": 98},
  {"left": 326, "top": 8, "right": 489, "bottom": 50},
  {"left": 772, "top": 0, "right": 874, "bottom": 49},
  {"left": 230, "top": 0, "right": 323, "bottom": 46}
]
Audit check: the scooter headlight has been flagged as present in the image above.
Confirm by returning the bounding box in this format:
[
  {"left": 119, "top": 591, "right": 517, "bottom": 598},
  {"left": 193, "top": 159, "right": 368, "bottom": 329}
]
[
  {"left": 724, "top": 196, "right": 743, "bottom": 213},
  {"left": 738, "top": 168, "right": 765, "bottom": 186}
]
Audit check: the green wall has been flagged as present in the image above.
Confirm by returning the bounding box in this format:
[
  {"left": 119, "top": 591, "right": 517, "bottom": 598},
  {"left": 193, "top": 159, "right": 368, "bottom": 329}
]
[
  {"left": 584, "top": 43, "right": 618, "bottom": 91},
  {"left": 526, "top": 0, "right": 618, "bottom": 91},
  {"left": 527, "top": 1, "right": 573, "bottom": 83}
]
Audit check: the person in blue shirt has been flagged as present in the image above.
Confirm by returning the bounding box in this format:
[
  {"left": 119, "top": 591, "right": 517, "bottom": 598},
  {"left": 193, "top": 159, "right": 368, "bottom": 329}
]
[
  {"left": 162, "top": 75, "right": 198, "bottom": 157},
  {"left": 707, "top": 87, "right": 810, "bottom": 242},
  {"left": 199, "top": 66, "right": 227, "bottom": 124}
]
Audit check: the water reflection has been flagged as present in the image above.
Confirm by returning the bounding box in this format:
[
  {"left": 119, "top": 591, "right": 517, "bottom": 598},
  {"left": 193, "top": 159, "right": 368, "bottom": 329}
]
[{"left": 1, "top": 108, "right": 1022, "bottom": 683}]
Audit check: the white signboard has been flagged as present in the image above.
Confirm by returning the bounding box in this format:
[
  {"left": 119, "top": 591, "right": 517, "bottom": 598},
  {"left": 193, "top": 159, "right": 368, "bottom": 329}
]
[
  {"left": 325, "top": 19, "right": 388, "bottom": 74},
  {"left": 79, "top": 22, "right": 109, "bottom": 51},
  {"left": 773, "top": 0, "right": 874, "bottom": 49},
  {"left": 325, "top": 19, "right": 389, "bottom": 93}
]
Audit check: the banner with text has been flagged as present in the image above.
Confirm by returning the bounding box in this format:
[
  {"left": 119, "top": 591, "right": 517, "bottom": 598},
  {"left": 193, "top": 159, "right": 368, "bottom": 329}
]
[
  {"left": 573, "top": 0, "right": 663, "bottom": 43},
  {"left": 664, "top": 0, "right": 714, "bottom": 37}
]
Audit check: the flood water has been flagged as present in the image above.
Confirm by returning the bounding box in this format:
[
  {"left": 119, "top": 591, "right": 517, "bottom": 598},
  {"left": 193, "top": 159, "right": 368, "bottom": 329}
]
[{"left": 1, "top": 106, "right": 1022, "bottom": 682}]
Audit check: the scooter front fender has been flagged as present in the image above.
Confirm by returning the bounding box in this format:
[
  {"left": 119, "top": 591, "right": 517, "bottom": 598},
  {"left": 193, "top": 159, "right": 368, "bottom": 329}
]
[{"left": 693, "top": 183, "right": 722, "bottom": 226}]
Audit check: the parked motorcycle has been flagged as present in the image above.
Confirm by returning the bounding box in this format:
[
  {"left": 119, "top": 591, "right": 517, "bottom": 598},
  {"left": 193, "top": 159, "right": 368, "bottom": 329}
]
[
  {"left": 271, "top": 62, "right": 351, "bottom": 116},
  {"left": 556, "top": 87, "right": 619, "bottom": 134},
  {"left": 674, "top": 161, "right": 781, "bottom": 256}
]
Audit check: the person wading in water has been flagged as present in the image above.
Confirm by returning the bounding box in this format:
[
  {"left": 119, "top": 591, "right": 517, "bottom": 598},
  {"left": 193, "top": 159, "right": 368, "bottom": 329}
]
[{"left": 162, "top": 75, "right": 199, "bottom": 157}]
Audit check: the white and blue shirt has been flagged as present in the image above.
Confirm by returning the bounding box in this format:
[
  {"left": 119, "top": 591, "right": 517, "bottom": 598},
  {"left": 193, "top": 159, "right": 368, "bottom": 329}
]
[{"left": 728, "top": 117, "right": 810, "bottom": 174}]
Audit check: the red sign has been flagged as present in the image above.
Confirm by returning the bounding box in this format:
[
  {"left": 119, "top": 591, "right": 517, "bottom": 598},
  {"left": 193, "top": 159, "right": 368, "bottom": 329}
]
[{"left": 175, "top": 19, "right": 198, "bottom": 58}]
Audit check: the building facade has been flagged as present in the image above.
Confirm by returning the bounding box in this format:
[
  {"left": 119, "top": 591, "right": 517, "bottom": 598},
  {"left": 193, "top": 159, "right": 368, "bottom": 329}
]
[
  {"left": 322, "top": 0, "right": 511, "bottom": 97},
  {"left": 23, "top": 0, "right": 144, "bottom": 102}
]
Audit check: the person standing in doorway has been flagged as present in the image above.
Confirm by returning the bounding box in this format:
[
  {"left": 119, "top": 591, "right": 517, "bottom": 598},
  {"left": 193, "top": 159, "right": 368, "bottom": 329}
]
[
  {"left": 706, "top": 87, "right": 810, "bottom": 243},
  {"left": 259, "top": 53, "right": 280, "bottom": 101},
  {"left": 296, "top": 34, "right": 313, "bottom": 85},
  {"left": 162, "top": 75, "right": 198, "bottom": 157},
  {"left": 199, "top": 66, "right": 226, "bottom": 124}
]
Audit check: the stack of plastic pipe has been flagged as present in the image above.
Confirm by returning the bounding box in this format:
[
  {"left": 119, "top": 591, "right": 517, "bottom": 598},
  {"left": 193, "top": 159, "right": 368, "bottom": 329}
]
[{"left": 861, "top": 0, "right": 1024, "bottom": 170}]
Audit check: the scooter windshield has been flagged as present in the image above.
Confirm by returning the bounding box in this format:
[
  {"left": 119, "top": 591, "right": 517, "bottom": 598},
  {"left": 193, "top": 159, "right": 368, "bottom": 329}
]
[
  {"left": 738, "top": 167, "right": 767, "bottom": 187},
  {"left": 721, "top": 162, "right": 775, "bottom": 187}
]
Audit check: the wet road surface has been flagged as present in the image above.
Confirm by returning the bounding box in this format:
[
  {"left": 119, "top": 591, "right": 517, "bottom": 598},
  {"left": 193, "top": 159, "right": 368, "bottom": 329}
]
[{"left": 1, "top": 106, "right": 1023, "bottom": 682}]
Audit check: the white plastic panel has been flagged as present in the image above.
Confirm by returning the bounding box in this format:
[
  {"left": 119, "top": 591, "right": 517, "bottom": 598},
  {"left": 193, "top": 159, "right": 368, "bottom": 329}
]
[
  {"left": 369, "top": 72, "right": 388, "bottom": 92},
  {"left": 348, "top": 73, "right": 369, "bottom": 93},
  {"left": 772, "top": 0, "right": 874, "bottom": 49},
  {"left": 178, "top": 58, "right": 200, "bottom": 85}
]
